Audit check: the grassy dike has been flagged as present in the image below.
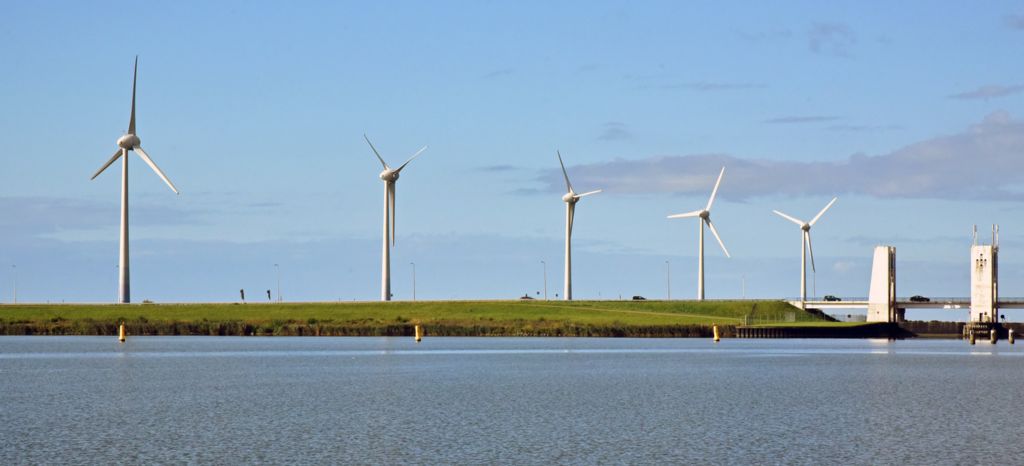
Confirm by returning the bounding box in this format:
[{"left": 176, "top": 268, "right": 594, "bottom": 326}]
[{"left": 0, "top": 300, "right": 831, "bottom": 337}]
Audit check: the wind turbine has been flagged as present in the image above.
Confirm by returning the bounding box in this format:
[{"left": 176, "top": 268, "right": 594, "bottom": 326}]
[
  {"left": 772, "top": 197, "right": 838, "bottom": 305},
  {"left": 90, "top": 57, "right": 179, "bottom": 304},
  {"left": 557, "top": 151, "right": 601, "bottom": 301},
  {"left": 667, "top": 167, "right": 730, "bottom": 301},
  {"left": 364, "top": 134, "right": 427, "bottom": 302}
]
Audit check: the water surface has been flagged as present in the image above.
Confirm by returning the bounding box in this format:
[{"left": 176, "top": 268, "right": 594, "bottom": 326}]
[{"left": 1, "top": 337, "right": 1022, "bottom": 464}]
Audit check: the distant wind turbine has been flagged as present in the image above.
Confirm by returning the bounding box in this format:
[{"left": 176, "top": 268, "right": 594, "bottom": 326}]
[
  {"left": 90, "top": 56, "right": 179, "bottom": 304},
  {"left": 364, "top": 134, "right": 427, "bottom": 302},
  {"left": 772, "top": 197, "right": 838, "bottom": 304},
  {"left": 667, "top": 167, "right": 730, "bottom": 301},
  {"left": 557, "top": 151, "right": 601, "bottom": 301}
]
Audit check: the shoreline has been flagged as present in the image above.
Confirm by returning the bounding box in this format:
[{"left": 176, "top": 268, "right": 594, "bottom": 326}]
[{"left": 0, "top": 301, "right": 1006, "bottom": 339}]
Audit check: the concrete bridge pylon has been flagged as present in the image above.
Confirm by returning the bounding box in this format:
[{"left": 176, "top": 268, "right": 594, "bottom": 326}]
[
  {"left": 867, "top": 245, "right": 899, "bottom": 323},
  {"left": 970, "top": 225, "right": 999, "bottom": 323}
]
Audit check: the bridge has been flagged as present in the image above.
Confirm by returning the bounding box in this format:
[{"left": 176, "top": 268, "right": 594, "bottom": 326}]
[
  {"left": 790, "top": 227, "right": 1016, "bottom": 324},
  {"left": 796, "top": 298, "right": 1024, "bottom": 311}
]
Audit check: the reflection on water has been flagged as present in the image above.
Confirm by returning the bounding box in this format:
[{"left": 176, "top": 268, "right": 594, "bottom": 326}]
[{"left": 2, "top": 337, "right": 1023, "bottom": 464}]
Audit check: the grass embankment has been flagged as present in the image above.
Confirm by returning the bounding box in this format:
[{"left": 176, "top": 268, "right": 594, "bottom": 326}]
[{"left": 0, "top": 300, "right": 831, "bottom": 337}]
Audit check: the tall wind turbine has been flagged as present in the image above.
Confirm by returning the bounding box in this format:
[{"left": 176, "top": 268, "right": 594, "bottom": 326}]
[
  {"left": 667, "top": 167, "right": 730, "bottom": 301},
  {"left": 364, "top": 135, "right": 427, "bottom": 302},
  {"left": 557, "top": 151, "right": 601, "bottom": 301},
  {"left": 91, "top": 57, "right": 179, "bottom": 304},
  {"left": 772, "top": 197, "right": 838, "bottom": 304}
]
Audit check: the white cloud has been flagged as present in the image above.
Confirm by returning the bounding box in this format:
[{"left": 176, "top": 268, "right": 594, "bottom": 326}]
[
  {"left": 949, "top": 84, "right": 1024, "bottom": 100},
  {"left": 539, "top": 111, "right": 1024, "bottom": 201}
]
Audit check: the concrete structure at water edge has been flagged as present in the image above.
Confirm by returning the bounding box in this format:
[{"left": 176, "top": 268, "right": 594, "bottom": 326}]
[
  {"left": 970, "top": 240, "right": 998, "bottom": 324},
  {"left": 867, "top": 246, "right": 898, "bottom": 323},
  {"left": 804, "top": 225, "right": 1024, "bottom": 330}
]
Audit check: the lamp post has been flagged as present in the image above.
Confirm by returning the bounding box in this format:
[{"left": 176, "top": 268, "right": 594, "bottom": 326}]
[
  {"left": 665, "top": 260, "right": 671, "bottom": 300},
  {"left": 410, "top": 262, "right": 416, "bottom": 301},
  {"left": 274, "top": 264, "right": 281, "bottom": 303},
  {"left": 540, "top": 260, "right": 548, "bottom": 300}
]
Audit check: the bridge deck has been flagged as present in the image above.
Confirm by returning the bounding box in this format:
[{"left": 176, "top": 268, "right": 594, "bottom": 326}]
[{"left": 795, "top": 299, "right": 1024, "bottom": 310}]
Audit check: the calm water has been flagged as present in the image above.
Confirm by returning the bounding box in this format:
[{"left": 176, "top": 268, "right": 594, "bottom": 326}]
[{"left": 2, "top": 337, "right": 1023, "bottom": 465}]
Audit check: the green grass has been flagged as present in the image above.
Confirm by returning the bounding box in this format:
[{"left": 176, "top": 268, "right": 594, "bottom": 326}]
[{"left": 0, "top": 299, "right": 828, "bottom": 337}]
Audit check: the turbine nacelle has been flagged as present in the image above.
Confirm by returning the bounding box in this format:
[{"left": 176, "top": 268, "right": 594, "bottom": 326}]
[
  {"left": 117, "top": 133, "right": 140, "bottom": 150},
  {"left": 380, "top": 169, "right": 399, "bottom": 182},
  {"left": 562, "top": 192, "right": 577, "bottom": 204},
  {"left": 666, "top": 167, "right": 730, "bottom": 259}
]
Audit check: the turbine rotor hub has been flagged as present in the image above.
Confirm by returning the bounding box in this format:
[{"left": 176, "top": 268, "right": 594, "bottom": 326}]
[
  {"left": 700, "top": 210, "right": 710, "bottom": 219},
  {"left": 117, "top": 134, "right": 140, "bottom": 149},
  {"left": 562, "top": 192, "right": 577, "bottom": 203},
  {"left": 380, "top": 170, "right": 398, "bottom": 182},
  {"left": 802, "top": 224, "right": 811, "bottom": 231}
]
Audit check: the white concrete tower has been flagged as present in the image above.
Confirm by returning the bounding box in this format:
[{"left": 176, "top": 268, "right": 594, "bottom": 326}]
[
  {"left": 970, "top": 225, "right": 999, "bottom": 323},
  {"left": 867, "top": 246, "right": 897, "bottom": 322}
]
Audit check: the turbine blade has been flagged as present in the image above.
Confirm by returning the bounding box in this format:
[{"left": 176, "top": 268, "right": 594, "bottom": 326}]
[
  {"left": 568, "top": 203, "right": 575, "bottom": 239},
  {"left": 809, "top": 197, "right": 838, "bottom": 226},
  {"left": 395, "top": 145, "right": 427, "bottom": 173},
  {"left": 556, "top": 150, "right": 574, "bottom": 193},
  {"left": 575, "top": 189, "right": 602, "bottom": 198},
  {"left": 706, "top": 219, "right": 730, "bottom": 258},
  {"left": 128, "top": 56, "right": 137, "bottom": 134},
  {"left": 91, "top": 148, "right": 124, "bottom": 180},
  {"left": 389, "top": 182, "right": 396, "bottom": 246},
  {"left": 772, "top": 210, "right": 805, "bottom": 227},
  {"left": 135, "top": 146, "right": 179, "bottom": 194},
  {"left": 705, "top": 166, "right": 725, "bottom": 211},
  {"left": 667, "top": 209, "right": 702, "bottom": 219},
  {"left": 364, "top": 134, "right": 389, "bottom": 169},
  {"left": 806, "top": 231, "right": 816, "bottom": 273}
]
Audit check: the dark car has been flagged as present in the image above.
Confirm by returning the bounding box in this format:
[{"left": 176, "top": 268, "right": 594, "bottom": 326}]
[
  {"left": 910, "top": 295, "right": 930, "bottom": 303},
  {"left": 632, "top": 295, "right": 646, "bottom": 301},
  {"left": 823, "top": 295, "right": 842, "bottom": 302}
]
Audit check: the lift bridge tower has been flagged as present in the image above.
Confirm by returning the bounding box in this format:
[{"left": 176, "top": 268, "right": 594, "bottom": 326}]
[{"left": 970, "top": 225, "right": 999, "bottom": 324}]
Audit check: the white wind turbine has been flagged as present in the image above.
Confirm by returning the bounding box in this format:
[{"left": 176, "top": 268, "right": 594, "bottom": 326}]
[
  {"left": 557, "top": 151, "right": 601, "bottom": 301},
  {"left": 90, "top": 57, "right": 179, "bottom": 304},
  {"left": 772, "top": 197, "right": 838, "bottom": 305},
  {"left": 667, "top": 167, "right": 730, "bottom": 301},
  {"left": 364, "top": 135, "right": 427, "bottom": 302}
]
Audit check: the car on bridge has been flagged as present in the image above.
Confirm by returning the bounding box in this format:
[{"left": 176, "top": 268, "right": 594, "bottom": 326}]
[
  {"left": 823, "top": 295, "right": 842, "bottom": 302},
  {"left": 910, "top": 295, "right": 930, "bottom": 302}
]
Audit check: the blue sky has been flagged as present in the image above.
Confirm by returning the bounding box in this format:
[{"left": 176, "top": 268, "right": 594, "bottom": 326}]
[{"left": 2, "top": 1, "right": 1024, "bottom": 317}]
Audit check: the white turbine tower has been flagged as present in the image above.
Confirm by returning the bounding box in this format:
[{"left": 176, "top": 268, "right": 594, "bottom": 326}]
[
  {"left": 364, "top": 135, "right": 427, "bottom": 302},
  {"left": 772, "top": 197, "right": 838, "bottom": 305},
  {"left": 667, "top": 167, "right": 730, "bottom": 301},
  {"left": 91, "top": 57, "right": 179, "bottom": 304},
  {"left": 557, "top": 151, "right": 601, "bottom": 301}
]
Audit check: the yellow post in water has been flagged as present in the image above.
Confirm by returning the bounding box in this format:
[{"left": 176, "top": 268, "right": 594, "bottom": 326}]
[
  {"left": 1010, "top": 329, "right": 1016, "bottom": 345},
  {"left": 990, "top": 329, "right": 997, "bottom": 344},
  {"left": 969, "top": 330, "right": 976, "bottom": 345},
  {"left": 712, "top": 324, "right": 720, "bottom": 342},
  {"left": 118, "top": 322, "right": 126, "bottom": 343},
  {"left": 414, "top": 324, "right": 422, "bottom": 342}
]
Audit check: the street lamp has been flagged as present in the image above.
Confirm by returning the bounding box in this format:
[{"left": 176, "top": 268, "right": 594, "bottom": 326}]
[
  {"left": 540, "top": 260, "right": 548, "bottom": 300},
  {"left": 274, "top": 264, "right": 282, "bottom": 303},
  {"left": 665, "top": 260, "right": 671, "bottom": 300},
  {"left": 410, "top": 262, "right": 416, "bottom": 301}
]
